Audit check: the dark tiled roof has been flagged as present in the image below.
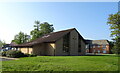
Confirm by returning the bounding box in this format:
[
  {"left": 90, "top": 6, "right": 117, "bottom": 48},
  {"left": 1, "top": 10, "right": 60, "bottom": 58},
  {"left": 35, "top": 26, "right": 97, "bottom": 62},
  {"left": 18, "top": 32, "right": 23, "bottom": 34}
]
[
  {"left": 85, "top": 40, "right": 109, "bottom": 45},
  {"left": 92, "top": 40, "right": 109, "bottom": 45},
  {"left": 12, "top": 28, "right": 84, "bottom": 47},
  {"left": 10, "top": 42, "right": 18, "bottom": 46}
]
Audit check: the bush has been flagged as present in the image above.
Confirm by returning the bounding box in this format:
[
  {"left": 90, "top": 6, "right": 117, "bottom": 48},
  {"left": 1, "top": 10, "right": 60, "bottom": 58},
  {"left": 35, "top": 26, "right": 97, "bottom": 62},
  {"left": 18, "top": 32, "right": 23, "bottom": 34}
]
[
  {"left": 24, "top": 53, "right": 37, "bottom": 57},
  {"left": 29, "top": 54, "right": 37, "bottom": 57},
  {"left": 1, "top": 51, "right": 7, "bottom": 56},
  {"left": 6, "top": 50, "right": 25, "bottom": 58},
  {"left": 1, "top": 50, "right": 37, "bottom": 58},
  {"left": 24, "top": 53, "right": 29, "bottom": 57}
]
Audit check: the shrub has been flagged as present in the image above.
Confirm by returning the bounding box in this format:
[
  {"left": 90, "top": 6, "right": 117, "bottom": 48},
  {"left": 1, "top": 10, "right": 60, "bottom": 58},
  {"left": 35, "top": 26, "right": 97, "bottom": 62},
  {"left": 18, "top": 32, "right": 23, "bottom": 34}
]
[
  {"left": 24, "top": 53, "right": 37, "bottom": 57},
  {"left": 0, "top": 51, "right": 7, "bottom": 56},
  {"left": 1, "top": 50, "right": 37, "bottom": 58},
  {"left": 29, "top": 54, "right": 37, "bottom": 57},
  {"left": 6, "top": 50, "right": 25, "bottom": 58},
  {"left": 1, "top": 51, "right": 7, "bottom": 56},
  {"left": 24, "top": 53, "right": 29, "bottom": 57}
]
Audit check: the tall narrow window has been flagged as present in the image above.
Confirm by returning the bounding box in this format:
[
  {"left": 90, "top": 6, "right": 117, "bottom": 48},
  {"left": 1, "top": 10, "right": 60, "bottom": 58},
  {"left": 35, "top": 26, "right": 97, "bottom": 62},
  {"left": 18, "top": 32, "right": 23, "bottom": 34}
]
[
  {"left": 63, "top": 33, "right": 70, "bottom": 52},
  {"left": 78, "top": 35, "right": 81, "bottom": 52}
]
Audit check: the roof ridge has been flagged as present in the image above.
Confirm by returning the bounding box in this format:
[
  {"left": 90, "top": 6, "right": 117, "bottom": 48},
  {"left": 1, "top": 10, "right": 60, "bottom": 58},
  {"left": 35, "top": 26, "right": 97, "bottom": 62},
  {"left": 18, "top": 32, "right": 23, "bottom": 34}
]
[
  {"left": 92, "top": 39, "right": 107, "bottom": 41},
  {"left": 49, "top": 28, "right": 75, "bottom": 34}
]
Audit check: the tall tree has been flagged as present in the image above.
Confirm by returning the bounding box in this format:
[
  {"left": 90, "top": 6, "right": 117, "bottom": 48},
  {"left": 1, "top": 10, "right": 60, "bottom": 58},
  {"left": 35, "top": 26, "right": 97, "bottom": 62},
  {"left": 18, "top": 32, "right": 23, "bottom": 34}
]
[
  {"left": 109, "top": 41, "right": 115, "bottom": 54},
  {"left": 107, "top": 12, "right": 120, "bottom": 37},
  {"left": 12, "top": 32, "right": 30, "bottom": 44},
  {"left": 107, "top": 12, "right": 120, "bottom": 54},
  {"left": 30, "top": 21, "right": 54, "bottom": 40},
  {"left": 34, "top": 20, "right": 40, "bottom": 31}
]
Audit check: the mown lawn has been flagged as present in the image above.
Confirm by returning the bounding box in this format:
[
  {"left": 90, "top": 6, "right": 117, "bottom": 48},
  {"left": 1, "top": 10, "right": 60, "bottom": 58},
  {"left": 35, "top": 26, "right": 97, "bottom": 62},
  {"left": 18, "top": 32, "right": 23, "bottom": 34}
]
[{"left": 2, "top": 54, "right": 119, "bottom": 71}]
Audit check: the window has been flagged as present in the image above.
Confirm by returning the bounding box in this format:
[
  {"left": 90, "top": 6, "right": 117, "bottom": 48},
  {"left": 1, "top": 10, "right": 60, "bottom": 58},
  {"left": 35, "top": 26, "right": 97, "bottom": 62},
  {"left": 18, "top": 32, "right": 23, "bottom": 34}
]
[
  {"left": 102, "top": 45, "right": 106, "bottom": 49},
  {"left": 103, "top": 50, "right": 106, "bottom": 53},
  {"left": 103, "top": 45, "right": 106, "bottom": 48},
  {"left": 63, "top": 33, "right": 70, "bottom": 52},
  {"left": 102, "top": 47, "right": 106, "bottom": 49},
  {"left": 86, "top": 44, "right": 89, "bottom": 49},
  {"left": 93, "top": 45, "right": 95, "bottom": 48},
  {"left": 98, "top": 45, "right": 100, "bottom": 48},
  {"left": 98, "top": 50, "right": 100, "bottom": 53}
]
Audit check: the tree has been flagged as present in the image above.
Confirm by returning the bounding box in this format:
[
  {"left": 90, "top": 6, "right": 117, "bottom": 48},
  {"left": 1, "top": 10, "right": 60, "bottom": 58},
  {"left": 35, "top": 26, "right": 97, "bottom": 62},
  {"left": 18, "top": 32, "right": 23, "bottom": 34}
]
[
  {"left": 0, "top": 40, "right": 6, "bottom": 47},
  {"left": 107, "top": 12, "right": 120, "bottom": 37},
  {"left": 112, "top": 39, "right": 120, "bottom": 54},
  {"left": 30, "top": 21, "right": 54, "bottom": 40},
  {"left": 12, "top": 32, "right": 30, "bottom": 44},
  {"left": 107, "top": 12, "right": 120, "bottom": 54},
  {"left": 109, "top": 41, "right": 115, "bottom": 54},
  {"left": 34, "top": 20, "right": 40, "bottom": 31}
]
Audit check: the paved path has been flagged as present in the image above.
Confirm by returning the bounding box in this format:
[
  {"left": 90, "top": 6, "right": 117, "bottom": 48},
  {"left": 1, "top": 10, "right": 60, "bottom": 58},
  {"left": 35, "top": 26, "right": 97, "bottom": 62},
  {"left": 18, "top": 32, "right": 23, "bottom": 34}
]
[
  {"left": 0, "top": 58, "right": 12, "bottom": 61},
  {"left": 0, "top": 57, "right": 19, "bottom": 61}
]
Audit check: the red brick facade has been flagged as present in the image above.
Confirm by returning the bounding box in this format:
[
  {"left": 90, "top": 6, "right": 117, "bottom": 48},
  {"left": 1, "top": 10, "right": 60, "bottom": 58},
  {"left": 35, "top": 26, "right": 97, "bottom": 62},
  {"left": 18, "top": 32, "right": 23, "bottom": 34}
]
[
  {"left": 89, "top": 45, "right": 109, "bottom": 54},
  {"left": 86, "top": 40, "right": 110, "bottom": 54}
]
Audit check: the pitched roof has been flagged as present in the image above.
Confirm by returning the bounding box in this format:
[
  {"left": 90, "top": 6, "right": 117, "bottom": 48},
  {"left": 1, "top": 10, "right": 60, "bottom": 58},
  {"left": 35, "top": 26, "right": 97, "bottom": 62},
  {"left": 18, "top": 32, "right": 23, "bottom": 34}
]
[
  {"left": 85, "top": 40, "right": 109, "bottom": 45},
  {"left": 11, "top": 28, "right": 84, "bottom": 47},
  {"left": 92, "top": 40, "right": 109, "bottom": 45},
  {"left": 10, "top": 42, "right": 18, "bottom": 46}
]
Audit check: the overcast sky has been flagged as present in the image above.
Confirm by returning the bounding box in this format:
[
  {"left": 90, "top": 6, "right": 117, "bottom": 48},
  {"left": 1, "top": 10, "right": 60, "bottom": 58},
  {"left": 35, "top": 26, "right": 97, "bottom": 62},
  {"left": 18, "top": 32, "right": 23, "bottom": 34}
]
[{"left": 0, "top": 2, "right": 118, "bottom": 43}]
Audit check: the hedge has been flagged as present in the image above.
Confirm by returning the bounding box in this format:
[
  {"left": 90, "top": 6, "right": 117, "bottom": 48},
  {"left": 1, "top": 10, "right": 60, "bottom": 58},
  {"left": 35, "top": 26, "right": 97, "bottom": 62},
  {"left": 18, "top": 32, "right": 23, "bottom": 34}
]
[
  {"left": 1, "top": 50, "right": 37, "bottom": 58},
  {"left": 6, "top": 50, "right": 25, "bottom": 58}
]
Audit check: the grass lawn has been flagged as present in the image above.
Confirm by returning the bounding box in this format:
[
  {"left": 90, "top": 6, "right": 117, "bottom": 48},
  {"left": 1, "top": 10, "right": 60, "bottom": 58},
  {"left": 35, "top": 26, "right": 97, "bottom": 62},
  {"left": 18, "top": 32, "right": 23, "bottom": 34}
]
[{"left": 2, "top": 54, "right": 119, "bottom": 71}]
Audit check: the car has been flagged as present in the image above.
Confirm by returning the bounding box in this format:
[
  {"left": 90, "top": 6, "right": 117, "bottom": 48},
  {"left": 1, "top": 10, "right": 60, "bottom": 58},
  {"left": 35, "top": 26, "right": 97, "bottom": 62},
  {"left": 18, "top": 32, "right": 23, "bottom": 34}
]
[{"left": 0, "top": 49, "right": 8, "bottom": 52}]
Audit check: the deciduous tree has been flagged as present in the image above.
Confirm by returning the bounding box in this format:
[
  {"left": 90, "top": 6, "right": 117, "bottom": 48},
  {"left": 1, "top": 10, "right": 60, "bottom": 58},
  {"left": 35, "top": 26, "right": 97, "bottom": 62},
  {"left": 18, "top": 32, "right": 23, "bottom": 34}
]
[
  {"left": 107, "top": 12, "right": 120, "bottom": 54},
  {"left": 12, "top": 32, "right": 30, "bottom": 44},
  {"left": 0, "top": 40, "right": 6, "bottom": 47},
  {"left": 30, "top": 21, "right": 54, "bottom": 40}
]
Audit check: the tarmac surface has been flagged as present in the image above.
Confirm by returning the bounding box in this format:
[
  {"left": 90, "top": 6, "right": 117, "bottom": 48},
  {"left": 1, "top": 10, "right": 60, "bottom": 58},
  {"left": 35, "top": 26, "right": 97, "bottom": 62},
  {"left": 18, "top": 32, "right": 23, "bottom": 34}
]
[
  {"left": 0, "top": 58, "right": 13, "bottom": 61},
  {"left": 0, "top": 57, "right": 19, "bottom": 61}
]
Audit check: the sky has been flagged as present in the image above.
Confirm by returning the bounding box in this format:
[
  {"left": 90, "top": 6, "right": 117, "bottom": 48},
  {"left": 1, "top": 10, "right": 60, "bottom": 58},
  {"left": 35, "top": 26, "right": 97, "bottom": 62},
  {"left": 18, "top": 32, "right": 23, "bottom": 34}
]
[{"left": 0, "top": 2, "right": 118, "bottom": 43}]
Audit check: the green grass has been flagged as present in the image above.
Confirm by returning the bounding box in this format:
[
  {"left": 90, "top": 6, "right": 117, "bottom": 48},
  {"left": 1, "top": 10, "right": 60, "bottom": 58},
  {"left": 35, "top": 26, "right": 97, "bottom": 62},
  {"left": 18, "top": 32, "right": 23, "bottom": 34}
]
[{"left": 2, "top": 54, "right": 119, "bottom": 71}]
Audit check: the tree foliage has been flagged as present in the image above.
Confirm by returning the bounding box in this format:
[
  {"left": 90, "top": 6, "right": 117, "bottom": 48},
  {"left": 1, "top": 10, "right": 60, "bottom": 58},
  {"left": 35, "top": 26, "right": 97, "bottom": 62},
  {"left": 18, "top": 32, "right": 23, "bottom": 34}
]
[
  {"left": 12, "top": 32, "right": 30, "bottom": 44},
  {"left": 109, "top": 41, "right": 114, "bottom": 54},
  {"left": 30, "top": 21, "right": 54, "bottom": 40},
  {"left": 107, "top": 12, "right": 120, "bottom": 54},
  {"left": 112, "top": 38, "right": 120, "bottom": 54},
  {"left": 11, "top": 21, "right": 54, "bottom": 44},
  {"left": 107, "top": 12, "right": 120, "bottom": 37},
  {"left": 0, "top": 40, "right": 6, "bottom": 47}
]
